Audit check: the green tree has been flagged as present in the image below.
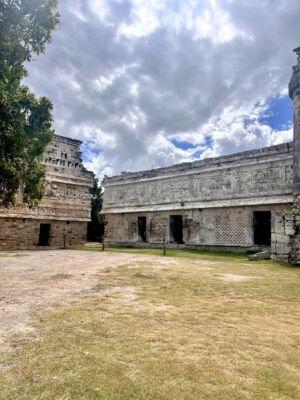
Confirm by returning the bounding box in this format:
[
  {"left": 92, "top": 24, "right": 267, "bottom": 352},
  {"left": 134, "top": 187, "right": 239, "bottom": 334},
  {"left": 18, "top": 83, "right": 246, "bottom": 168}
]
[
  {"left": 87, "top": 178, "right": 104, "bottom": 242},
  {"left": 0, "top": 0, "right": 60, "bottom": 207}
]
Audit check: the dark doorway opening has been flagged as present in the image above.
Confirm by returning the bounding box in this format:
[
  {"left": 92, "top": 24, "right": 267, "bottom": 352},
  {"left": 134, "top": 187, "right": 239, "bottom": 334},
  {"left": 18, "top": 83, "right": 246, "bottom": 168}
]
[
  {"left": 38, "top": 224, "right": 51, "bottom": 246},
  {"left": 138, "top": 217, "right": 147, "bottom": 242},
  {"left": 170, "top": 215, "right": 184, "bottom": 244},
  {"left": 253, "top": 211, "right": 271, "bottom": 246},
  {"left": 87, "top": 220, "right": 104, "bottom": 242}
]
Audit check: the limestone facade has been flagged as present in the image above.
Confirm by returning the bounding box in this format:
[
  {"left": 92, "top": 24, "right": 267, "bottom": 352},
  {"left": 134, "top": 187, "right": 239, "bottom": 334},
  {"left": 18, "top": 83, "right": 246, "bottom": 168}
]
[
  {"left": 102, "top": 144, "right": 293, "bottom": 254},
  {"left": 0, "top": 135, "right": 94, "bottom": 249},
  {"left": 102, "top": 48, "right": 300, "bottom": 264}
]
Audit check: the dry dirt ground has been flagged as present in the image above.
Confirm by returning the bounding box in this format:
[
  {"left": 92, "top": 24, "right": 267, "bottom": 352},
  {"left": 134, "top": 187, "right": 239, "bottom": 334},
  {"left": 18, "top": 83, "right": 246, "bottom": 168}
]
[
  {"left": 1, "top": 249, "right": 299, "bottom": 399},
  {"left": 0, "top": 249, "right": 198, "bottom": 350}
]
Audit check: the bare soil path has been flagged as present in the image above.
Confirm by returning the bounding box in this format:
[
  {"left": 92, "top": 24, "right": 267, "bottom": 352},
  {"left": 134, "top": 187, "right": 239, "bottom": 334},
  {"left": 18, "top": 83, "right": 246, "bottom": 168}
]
[{"left": 0, "top": 250, "right": 179, "bottom": 349}]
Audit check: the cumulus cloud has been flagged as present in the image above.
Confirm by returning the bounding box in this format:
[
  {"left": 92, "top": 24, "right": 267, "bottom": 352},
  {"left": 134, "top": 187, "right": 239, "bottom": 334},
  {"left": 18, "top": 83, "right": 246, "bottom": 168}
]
[{"left": 25, "top": 0, "right": 299, "bottom": 179}]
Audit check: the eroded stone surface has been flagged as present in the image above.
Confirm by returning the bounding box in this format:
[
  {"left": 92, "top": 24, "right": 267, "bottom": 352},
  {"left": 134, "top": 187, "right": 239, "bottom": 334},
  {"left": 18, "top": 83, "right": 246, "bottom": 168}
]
[
  {"left": 102, "top": 145, "right": 293, "bottom": 253},
  {"left": 0, "top": 136, "right": 94, "bottom": 250}
]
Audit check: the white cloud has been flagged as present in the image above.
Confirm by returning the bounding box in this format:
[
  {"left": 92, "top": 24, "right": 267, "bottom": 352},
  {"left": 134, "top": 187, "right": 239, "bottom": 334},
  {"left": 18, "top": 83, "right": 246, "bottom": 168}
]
[
  {"left": 94, "top": 66, "right": 127, "bottom": 92},
  {"left": 90, "top": 0, "right": 110, "bottom": 21},
  {"left": 24, "top": 0, "right": 299, "bottom": 181},
  {"left": 117, "top": 0, "right": 161, "bottom": 39},
  {"left": 198, "top": 102, "right": 293, "bottom": 159},
  {"left": 193, "top": 1, "right": 249, "bottom": 44},
  {"left": 120, "top": 106, "right": 147, "bottom": 130}
]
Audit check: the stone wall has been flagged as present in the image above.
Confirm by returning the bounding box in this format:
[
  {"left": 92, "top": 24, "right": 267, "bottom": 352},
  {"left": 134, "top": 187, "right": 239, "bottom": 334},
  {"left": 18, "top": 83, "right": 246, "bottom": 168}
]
[
  {"left": 271, "top": 212, "right": 292, "bottom": 262},
  {"left": 102, "top": 143, "right": 293, "bottom": 252},
  {"left": 104, "top": 204, "right": 287, "bottom": 251},
  {"left": 271, "top": 199, "right": 300, "bottom": 263},
  {"left": 0, "top": 135, "right": 94, "bottom": 222},
  {"left": 0, "top": 135, "right": 94, "bottom": 250},
  {"left": 0, "top": 218, "right": 87, "bottom": 250},
  {"left": 102, "top": 143, "right": 293, "bottom": 214}
]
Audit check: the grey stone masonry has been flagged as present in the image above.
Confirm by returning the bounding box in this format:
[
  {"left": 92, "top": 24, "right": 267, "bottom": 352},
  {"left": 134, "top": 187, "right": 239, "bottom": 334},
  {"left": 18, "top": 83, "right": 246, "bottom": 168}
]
[
  {"left": 0, "top": 135, "right": 94, "bottom": 222},
  {"left": 0, "top": 135, "right": 94, "bottom": 249},
  {"left": 102, "top": 143, "right": 293, "bottom": 214},
  {"left": 102, "top": 142, "right": 294, "bottom": 253},
  {"left": 289, "top": 47, "right": 300, "bottom": 194},
  {"left": 105, "top": 205, "right": 286, "bottom": 251}
]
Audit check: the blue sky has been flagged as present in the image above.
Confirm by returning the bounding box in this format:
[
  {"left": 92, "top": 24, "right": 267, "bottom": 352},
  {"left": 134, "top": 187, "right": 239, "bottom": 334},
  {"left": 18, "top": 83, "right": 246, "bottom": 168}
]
[
  {"left": 172, "top": 136, "right": 214, "bottom": 159},
  {"left": 25, "top": 0, "right": 299, "bottom": 178},
  {"left": 259, "top": 95, "right": 292, "bottom": 131}
]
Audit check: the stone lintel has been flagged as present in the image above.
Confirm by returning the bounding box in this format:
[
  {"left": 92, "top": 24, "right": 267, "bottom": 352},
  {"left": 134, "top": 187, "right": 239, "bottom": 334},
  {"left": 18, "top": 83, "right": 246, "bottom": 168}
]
[
  {"left": 46, "top": 176, "right": 93, "bottom": 187},
  {"left": 102, "top": 195, "right": 293, "bottom": 214}
]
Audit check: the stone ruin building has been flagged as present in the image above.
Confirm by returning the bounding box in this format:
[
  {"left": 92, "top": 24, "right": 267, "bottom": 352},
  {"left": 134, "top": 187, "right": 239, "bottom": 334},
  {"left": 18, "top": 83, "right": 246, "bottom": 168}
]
[
  {"left": 0, "top": 135, "right": 94, "bottom": 249},
  {"left": 102, "top": 47, "right": 300, "bottom": 264}
]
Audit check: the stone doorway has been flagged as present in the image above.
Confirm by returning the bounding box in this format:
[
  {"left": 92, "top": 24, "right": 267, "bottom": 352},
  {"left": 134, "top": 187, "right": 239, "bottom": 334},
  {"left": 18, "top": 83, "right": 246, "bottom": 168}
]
[
  {"left": 38, "top": 224, "right": 51, "bottom": 246},
  {"left": 138, "top": 217, "right": 147, "bottom": 242},
  {"left": 170, "top": 215, "right": 184, "bottom": 244},
  {"left": 253, "top": 211, "right": 271, "bottom": 246}
]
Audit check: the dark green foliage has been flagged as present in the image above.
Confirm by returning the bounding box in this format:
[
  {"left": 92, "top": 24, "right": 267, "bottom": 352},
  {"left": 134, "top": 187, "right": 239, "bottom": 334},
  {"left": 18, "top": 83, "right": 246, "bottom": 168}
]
[
  {"left": 87, "top": 178, "right": 104, "bottom": 241},
  {"left": 0, "top": 0, "right": 60, "bottom": 207}
]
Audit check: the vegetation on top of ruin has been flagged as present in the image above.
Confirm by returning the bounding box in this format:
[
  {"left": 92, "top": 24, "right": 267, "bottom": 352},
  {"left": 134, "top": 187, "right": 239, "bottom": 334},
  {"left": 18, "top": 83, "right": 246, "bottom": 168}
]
[
  {"left": 0, "top": 0, "right": 59, "bottom": 207},
  {"left": 283, "top": 206, "right": 300, "bottom": 217}
]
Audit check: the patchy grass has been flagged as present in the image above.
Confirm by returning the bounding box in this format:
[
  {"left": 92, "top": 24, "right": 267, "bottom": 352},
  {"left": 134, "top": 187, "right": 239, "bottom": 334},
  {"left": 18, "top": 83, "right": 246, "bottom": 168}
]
[
  {"left": 0, "top": 252, "right": 299, "bottom": 400},
  {"left": 108, "top": 246, "right": 247, "bottom": 262},
  {"left": 76, "top": 244, "right": 249, "bottom": 263}
]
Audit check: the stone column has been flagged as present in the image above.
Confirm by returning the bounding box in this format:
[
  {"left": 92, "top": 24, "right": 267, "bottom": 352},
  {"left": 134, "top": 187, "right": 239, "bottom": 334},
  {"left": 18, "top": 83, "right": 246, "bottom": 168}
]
[
  {"left": 287, "top": 47, "right": 300, "bottom": 263},
  {"left": 289, "top": 47, "right": 300, "bottom": 194}
]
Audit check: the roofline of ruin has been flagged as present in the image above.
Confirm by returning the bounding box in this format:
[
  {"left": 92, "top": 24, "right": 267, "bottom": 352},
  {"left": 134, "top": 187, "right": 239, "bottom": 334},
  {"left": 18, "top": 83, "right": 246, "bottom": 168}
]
[
  {"left": 54, "top": 134, "right": 83, "bottom": 145},
  {"left": 102, "top": 141, "right": 293, "bottom": 184}
]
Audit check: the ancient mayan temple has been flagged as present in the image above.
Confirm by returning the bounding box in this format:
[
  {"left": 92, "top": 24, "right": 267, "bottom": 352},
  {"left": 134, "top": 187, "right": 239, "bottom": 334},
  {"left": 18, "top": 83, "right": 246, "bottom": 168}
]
[
  {"left": 0, "top": 135, "right": 94, "bottom": 249},
  {"left": 102, "top": 48, "right": 300, "bottom": 264}
]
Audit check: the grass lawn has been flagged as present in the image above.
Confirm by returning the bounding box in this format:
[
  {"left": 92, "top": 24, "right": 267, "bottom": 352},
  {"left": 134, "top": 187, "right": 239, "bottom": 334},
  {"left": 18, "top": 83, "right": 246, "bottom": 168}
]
[{"left": 0, "top": 249, "right": 300, "bottom": 400}]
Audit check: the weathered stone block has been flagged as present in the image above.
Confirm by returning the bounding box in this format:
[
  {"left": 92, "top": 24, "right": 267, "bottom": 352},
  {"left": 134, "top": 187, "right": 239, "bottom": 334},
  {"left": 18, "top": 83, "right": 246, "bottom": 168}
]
[
  {"left": 272, "top": 233, "right": 291, "bottom": 244},
  {"left": 273, "top": 243, "right": 291, "bottom": 255}
]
